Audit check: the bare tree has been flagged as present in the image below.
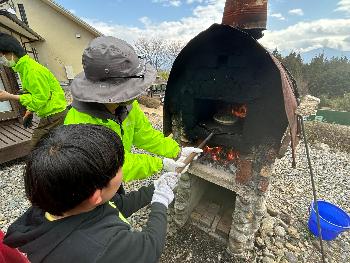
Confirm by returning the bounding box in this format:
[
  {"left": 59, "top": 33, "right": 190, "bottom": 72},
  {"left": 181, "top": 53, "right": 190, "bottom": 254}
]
[
  {"left": 134, "top": 37, "right": 185, "bottom": 71},
  {"left": 166, "top": 40, "right": 184, "bottom": 68},
  {"left": 134, "top": 38, "right": 167, "bottom": 71}
]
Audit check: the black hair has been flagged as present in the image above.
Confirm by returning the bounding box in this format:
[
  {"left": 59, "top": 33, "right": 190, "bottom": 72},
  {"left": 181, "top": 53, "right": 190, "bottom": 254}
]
[
  {"left": 24, "top": 124, "right": 124, "bottom": 216},
  {"left": 0, "top": 33, "right": 26, "bottom": 58}
]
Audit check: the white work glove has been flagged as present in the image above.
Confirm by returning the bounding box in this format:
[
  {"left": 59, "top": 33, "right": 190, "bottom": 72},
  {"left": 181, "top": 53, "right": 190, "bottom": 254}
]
[
  {"left": 180, "top": 147, "right": 203, "bottom": 161},
  {"left": 151, "top": 172, "right": 179, "bottom": 208},
  {"left": 163, "top": 158, "right": 186, "bottom": 173}
]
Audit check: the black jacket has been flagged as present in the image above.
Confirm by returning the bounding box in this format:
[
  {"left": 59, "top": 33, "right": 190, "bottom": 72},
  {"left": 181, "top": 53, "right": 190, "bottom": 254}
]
[{"left": 4, "top": 185, "right": 167, "bottom": 263}]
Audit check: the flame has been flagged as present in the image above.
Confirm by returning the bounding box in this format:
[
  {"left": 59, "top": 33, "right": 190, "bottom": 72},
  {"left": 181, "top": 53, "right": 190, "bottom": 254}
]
[
  {"left": 203, "top": 146, "right": 239, "bottom": 163},
  {"left": 232, "top": 104, "right": 247, "bottom": 118},
  {"left": 203, "top": 146, "right": 212, "bottom": 153},
  {"left": 204, "top": 146, "right": 222, "bottom": 154},
  {"left": 212, "top": 154, "right": 220, "bottom": 161},
  {"left": 227, "top": 149, "right": 239, "bottom": 161}
]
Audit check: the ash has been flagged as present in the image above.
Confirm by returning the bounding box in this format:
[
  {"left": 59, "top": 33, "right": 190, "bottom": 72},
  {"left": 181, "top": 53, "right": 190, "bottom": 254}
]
[{"left": 197, "top": 156, "right": 238, "bottom": 174}]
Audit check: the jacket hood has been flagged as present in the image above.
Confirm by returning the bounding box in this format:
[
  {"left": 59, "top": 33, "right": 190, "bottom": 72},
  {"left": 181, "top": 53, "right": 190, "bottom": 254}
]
[{"left": 4, "top": 206, "right": 97, "bottom": 262}]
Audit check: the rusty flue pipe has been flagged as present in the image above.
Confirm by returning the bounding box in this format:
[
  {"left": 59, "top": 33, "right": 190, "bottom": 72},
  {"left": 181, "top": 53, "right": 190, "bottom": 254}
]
[{"left": 222, "top": 0, "right": 268, "bottom": 39}]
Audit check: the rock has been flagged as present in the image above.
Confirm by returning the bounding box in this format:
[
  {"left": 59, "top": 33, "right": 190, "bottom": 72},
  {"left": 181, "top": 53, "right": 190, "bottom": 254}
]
[
  {"left": 275, "top": 242, "right": 284, "bottom": 249},
  {"left": 314, "top": 142, "right": 330, "bottom": 151},
  {"left": 295, "top": 95, "right": 320, "bottom": 116},
  {"left": 266, "top": 205, "right": 279, "bottom": 217},
  {"left": 256, "top": 237, "right": 265, "bottom": 247},
  {"left": 285, "top": 242, "right": 300, "bottom": 252},
  {"left": 264, "top": 237, "right": 273, "bottom": 250},
  {"left": 279, "top": 213, "right": 292, "bottom": 225},
  {"left": 276, "top": 218, "right": 289, "bottom": 231},
  {"left": 137, "top": 95, "right": 161, "bottom": 109},
  {"left": 261, "top": 256, "right": 276, "bottom": 263},
  {"left": 284, "top": 251, "right": 298, "bottom": 263},
  {"left": 287, "top": 226, "right": 300, "bottom": 239},
  {"left": 185, "top": 252, "right": 192, "bottom": 261},
  {"left": 311, "top": 239, "right": 326, "bottom": 253},
  {"left": 274, "top": 226, "right": 286, "bottom": 237},
  {"left": 260, "top": 217, "right": 275, "bottom": 237},
  {"left": 263, "top": 250, "right": 275, "bottom": 259}
]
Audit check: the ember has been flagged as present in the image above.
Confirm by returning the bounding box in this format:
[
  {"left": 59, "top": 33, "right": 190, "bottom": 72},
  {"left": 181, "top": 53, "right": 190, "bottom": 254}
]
[
  {"left": 232, "top": 104, "right": 247, "bottom": 118},
  {"left": 203, "top": 146, "right": 239, "bottom": 163},
  {"left": 227, "top": 149, "right": 239, "bottom": 161}
]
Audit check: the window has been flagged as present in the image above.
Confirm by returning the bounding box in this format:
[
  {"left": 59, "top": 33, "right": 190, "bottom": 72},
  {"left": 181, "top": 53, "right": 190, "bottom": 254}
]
[
  {"left": 0, "top": 66, "right": 21, "bottom": 121},
  {"left": 0, "top": 76, "right": 13, "bottom": 112}
]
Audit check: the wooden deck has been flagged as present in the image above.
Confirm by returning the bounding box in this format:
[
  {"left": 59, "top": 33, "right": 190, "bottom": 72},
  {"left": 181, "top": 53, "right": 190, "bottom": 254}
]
[{"left": 0, "top": 120, "right": 38, "bottom": 164}]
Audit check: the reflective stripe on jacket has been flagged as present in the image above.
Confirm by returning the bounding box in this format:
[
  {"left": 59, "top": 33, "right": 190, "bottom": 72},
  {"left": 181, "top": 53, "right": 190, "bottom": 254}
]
[
  {"left": 64, "top": 100, "right": 180, "bottom": 181},
  {"left": 13, "top": 55, "right": 67, "bottom": 118}
]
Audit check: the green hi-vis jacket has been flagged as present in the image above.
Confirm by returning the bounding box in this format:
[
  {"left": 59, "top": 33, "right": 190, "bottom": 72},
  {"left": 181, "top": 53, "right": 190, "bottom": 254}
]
[
  {"left": 13, "top": 55, "right": 67, "bottom": 118},
  {"left": 64, "top": 100, "right": 180, "bottom": 182}
]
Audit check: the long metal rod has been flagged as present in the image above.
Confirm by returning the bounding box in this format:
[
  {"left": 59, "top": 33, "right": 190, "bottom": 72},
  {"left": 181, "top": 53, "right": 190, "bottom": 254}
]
[
  {"left": 176, "top": 132, "right": 214, "bottom": 173},
  {"left": 300, "top": 116, "right": 326, "bottom": 263}
]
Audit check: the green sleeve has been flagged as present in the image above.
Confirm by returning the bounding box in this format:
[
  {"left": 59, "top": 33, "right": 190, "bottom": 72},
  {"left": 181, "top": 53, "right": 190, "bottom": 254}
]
[
  {"left": 19, "top": 71, "right": 50, "bottom": 113},
  {"left": 132, "top": 102, "right": 180, "bottom": 159},
  {"left": 122, "top": 152, "right": 163, "bottom": 182}
]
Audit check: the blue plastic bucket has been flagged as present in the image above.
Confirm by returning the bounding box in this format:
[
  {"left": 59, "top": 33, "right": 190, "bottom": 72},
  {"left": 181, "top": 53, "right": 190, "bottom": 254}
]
[{"left": 308, "top": 200, "right": 350, "bottom": 240}]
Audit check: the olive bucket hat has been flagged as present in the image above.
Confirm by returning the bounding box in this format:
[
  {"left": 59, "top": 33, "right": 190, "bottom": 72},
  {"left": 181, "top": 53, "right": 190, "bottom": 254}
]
[{"left": 71, "top": 36, "right": 157, "bottom": 103}]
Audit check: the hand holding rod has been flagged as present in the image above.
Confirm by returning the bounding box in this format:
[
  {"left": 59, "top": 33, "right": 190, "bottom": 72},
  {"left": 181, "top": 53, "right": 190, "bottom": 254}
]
[{"left": 176, "top": 132, "right": 215, "bottom": 173}]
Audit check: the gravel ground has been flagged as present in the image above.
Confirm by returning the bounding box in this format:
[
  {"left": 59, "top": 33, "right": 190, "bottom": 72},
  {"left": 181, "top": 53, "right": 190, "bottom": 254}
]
[{"left": 0, "top": 108, "right": 349, "bottom": 263}]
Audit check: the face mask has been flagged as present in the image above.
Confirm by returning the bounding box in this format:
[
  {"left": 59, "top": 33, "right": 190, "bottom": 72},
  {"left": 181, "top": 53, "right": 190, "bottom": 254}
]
[{"left": 0, "top": 55, "right": 16, "bottom": 67}]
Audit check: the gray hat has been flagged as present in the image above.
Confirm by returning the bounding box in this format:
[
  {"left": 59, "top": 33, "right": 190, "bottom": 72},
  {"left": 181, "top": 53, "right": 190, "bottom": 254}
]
[{"left": 71, "top": 36, "right": 157, "bottom": 103}]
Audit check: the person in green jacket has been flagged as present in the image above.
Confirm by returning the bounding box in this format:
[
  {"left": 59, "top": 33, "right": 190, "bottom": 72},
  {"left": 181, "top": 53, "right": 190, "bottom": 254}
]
[
  {"left": 0, "top": 33, "right": 67, "bottom": 146},
  {"left": 64, "top": 36, "right": 202, "bottom": 186}
]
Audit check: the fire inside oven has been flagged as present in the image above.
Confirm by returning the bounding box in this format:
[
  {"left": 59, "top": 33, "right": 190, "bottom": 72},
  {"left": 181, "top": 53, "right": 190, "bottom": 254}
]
[{"left": 191, "top": 99, "right": 247, "bottom": 168}]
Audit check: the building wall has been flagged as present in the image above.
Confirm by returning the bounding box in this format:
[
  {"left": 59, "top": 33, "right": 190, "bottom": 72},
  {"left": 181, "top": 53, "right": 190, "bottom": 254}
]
[{"left": 12, "top": 0, "right": 99, "bottom": 82}]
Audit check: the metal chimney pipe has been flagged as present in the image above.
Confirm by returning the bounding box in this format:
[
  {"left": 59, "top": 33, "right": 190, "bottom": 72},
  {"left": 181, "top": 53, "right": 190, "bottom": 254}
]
[{"left": 222, "top": 0, "right": 268, "bottom": 31}]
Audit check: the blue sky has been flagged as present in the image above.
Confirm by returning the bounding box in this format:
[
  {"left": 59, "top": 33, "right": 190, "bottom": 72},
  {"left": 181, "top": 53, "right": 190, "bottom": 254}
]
[{"left": 54, "top": 0, "right": 350, "bottom": 53}]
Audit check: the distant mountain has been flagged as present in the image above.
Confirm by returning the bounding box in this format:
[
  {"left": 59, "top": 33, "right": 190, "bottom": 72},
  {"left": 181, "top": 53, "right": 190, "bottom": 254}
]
[{"left": 300, "top": 47, "right": 350, "bottom": 63}]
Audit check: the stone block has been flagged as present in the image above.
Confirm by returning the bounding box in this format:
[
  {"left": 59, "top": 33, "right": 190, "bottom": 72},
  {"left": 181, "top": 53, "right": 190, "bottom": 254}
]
[
  {"left": 235, "top": 159, "right": 253, "bottom": 185},
  {"left": 190, "top": 200, "right": 219, "bottom": 228},
  {"left": 258, "top": 177, "right": 270, "bottom": 192},
  {"left": 265, "top": 148, "right": 278, "bottom": 164},
  {"left": 232, "top": 212, "right": 254, "bottom": 224},
  {"left": 260, "top": 166, "right": 272, "bottom": 177},
  {"left": 216, "top": 211, "right": 232, "bottom": 237},
  {"left": 190, "top": 210, "right": 215, "bottom": 228},
  {"left": 180, "top": 173, "right": 190, "bottom": 181}
]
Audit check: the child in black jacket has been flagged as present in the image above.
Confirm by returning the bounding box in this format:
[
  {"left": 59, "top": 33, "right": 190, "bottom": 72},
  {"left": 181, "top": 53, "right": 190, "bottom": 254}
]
[{"left": 4, "top": 124, "right": 178, "bottom": 263}]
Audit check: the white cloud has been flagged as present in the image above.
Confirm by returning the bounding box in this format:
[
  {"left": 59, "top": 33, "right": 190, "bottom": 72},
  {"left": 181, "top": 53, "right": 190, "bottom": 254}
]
[
  {"left": 335, "top": 0, "right": 350, "bottom": 14},
  {"left": 260, "top": 19, "right": 350, "bottom": 52},
  {"left": 152, "top": 0, "right": 212, "bottom": 7},
  {"left": 270, "top": 13, "right": 286, "bottom": 20},
  {"left": 152, "top": 0, "right": 182, "bottom": 7},
  {"left": 139, "top": 16, "right": 152, "bottom": 27},
  {"left": 81, "top": 1, "right": 350, "bottom": 55},
  {"left": 83, "top": 0, "right": 225, "bottom": 44},
  {"left": 288, "top": 8, "right": 304, "bottom": 16},
  {"left": 186, "top": 0, "right": 204, "bottom": 4},
  {"left": 69, "top": 9, "right": 76, "bottom": 14}
]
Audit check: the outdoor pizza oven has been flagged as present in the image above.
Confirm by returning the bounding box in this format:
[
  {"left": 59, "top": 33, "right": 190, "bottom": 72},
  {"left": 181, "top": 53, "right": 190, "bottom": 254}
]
[{"left": 163, "top": 24, "right": 300, "bottom": 255}]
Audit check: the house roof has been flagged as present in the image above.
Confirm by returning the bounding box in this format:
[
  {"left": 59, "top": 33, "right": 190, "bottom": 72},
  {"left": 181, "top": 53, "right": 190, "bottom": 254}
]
[
  {"left": 0, "top": 10, "right": 43, "bottom": 41},
  {"left": 40, "top": 0, "right": 103, "bottom": 37}
]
